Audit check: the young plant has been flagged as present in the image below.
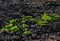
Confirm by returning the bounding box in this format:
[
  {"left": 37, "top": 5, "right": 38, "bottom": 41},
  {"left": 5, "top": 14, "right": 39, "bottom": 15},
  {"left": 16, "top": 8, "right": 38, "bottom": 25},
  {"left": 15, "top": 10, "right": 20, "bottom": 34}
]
[
  {"left": 21, "top": 16, "right": 36, "bottom": 23},
  {"left": 23, "top": 31, "right": 32, "bottom": 35},
  {"left": 31, "top": 2, "right": 37, "bottom": 4},
  {"left": 41, "top": 13, "right": 52, "bottom": 21},
  {"left": 4, "top": 24, "right": 13, "bottom": 28},
  {"left": 9, "top": 26, "right": 20, "bottom": 32},
  {"left": 25, "top": 16, "right": 36, "bottom": 22},
  {"left": 36, "top": 20, "right": 48, "bottom": 26},
  {"left": 9, "top": 19, "right": 17, "bottom": 25},
  {"left": 1, "top": 19, "right": 20, "bottom": 32},
  {"left": 22, "top": 24, "right": 28, "bottom": 29},
  {"left": 30, "top": 17, "right": 37, "bottom": 22},
  {"left": 2, "top": 28, "right": 9, "bottom": 32},
  {"left": 2, "top": 25, "right": 20, "bottom": 32},
  {"left": 52, "top": 14, "right": 60, "bottom": 21},
  {"left": 21, "top": 17, "right": 26, "bottom": 23},
  {"left": 1, "top": 24, "right": 13, "bottom": 32}
]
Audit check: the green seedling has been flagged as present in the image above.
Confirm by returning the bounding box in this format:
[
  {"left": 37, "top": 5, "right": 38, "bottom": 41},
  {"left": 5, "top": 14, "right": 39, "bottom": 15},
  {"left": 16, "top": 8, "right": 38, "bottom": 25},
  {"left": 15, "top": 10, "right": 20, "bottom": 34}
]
[
  {"left": 42, "top": 13, "right": 52, "bottom": 21},
  {"left": 9, "top": 19, "right": 17, "bottom": 25},
  {"left": 1, "top": 18, "right": 20, "bottom": 33},
  {"left": 24, "top": 28, "right": 28, "bottom": 31},
  {"left": 36, "top": 20, "right": 48, "bottom": 26},
  {"left": 9, "top": 26, "right": 20, "bottom": 32},
  {"left": 1, "top": 23, "right": 13, "bottom": 32},
  {"left": 2, "top": 28, "right": 9, "bottom": 32},
  {"left": 1, "top": 24, "right": 19, "bottom": 32},
  {"left": 52, "top": 14, "right": 60, "bottom": 21},
  {"left": 21, "top": 16, "right": 36, "bottom": 23},
  {"left": 31, "top": 2, "right": 37, "bottom": 4},
  {"left": 21, "top": 16, "right": 31, "bottom": 23},
  {"left": 25, "top": 16, "right": 36, "bottom": 22},
  {"left": 23, "top": 31, "right": 32, "bottom": 35},
  {"left": 2, "top": 25, "right": 20, "bottom": 32},
  {"left": 29, "top": 17, "right": 37, "bottom": 22},
  {"left": 22, "top": 24, "right": 28, "bottom": 29},
  {"left": 21, "top": 17, "right": 26, "bottom": 23},
  {"left": 4, "top": 24, "right": 13, "bottom": 28}
]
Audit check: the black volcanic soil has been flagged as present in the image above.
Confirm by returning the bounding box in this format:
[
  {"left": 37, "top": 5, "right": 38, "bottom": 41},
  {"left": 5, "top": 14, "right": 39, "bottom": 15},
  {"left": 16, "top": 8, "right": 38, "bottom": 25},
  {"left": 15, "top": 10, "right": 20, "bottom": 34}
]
[{"left": 0, "top": 0, "right": 60, "bottom": 41}]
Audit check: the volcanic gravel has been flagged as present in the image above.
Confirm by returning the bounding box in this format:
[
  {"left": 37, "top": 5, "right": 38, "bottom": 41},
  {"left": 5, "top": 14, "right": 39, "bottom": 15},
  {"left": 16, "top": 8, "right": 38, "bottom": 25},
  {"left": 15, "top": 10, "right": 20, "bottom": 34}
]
[{"left": 0, "top": 0, "right": 60, "bottom": 41}]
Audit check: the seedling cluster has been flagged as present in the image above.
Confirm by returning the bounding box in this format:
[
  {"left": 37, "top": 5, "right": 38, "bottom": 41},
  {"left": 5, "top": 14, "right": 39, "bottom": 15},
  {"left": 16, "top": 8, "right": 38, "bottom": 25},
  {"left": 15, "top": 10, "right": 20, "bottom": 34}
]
[
  {"left": 41, "top": 13, "right": 52, "bottom": 21},
  {"left": 1, "top": 19, "right": 20, "bottom": 32},
  {"left": 41, "top": 13, "right": 60, "bottom": 21},
  {"left": 23, "top": 31, "right": 32, "bottom": 35},
  {"left": 21, "top": 16, "right": 34, "bottom": 35},
  {"left": 0, "top": 13, "right": 60, "bottom": 36},
  {"left": 36, "top": 20, "right": 48, "bottom": 26}
]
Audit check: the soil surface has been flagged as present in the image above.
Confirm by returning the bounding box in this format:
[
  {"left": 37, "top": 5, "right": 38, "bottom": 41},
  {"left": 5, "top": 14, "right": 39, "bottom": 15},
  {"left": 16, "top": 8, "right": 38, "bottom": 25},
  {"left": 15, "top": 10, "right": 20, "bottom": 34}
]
[{"left": 0, "top": 0, "right": 60, "bottom": 41}]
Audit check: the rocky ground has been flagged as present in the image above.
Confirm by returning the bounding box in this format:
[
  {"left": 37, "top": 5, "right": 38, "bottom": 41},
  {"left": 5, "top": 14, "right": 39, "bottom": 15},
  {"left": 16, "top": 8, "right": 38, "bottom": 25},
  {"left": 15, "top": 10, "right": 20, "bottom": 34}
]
[{"left": 0, "top": 0, "right": 60, "bottom": 41}]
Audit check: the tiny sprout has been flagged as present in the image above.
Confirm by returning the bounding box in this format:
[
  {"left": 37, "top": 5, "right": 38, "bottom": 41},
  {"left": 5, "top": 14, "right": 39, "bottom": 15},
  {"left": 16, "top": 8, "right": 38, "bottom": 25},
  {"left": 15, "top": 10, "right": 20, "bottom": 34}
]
[
  {"left": 1, "top": 24, "right": 13, "bottom": 32},
  {"left": 4, "top": 28, "right": 9, "bottom": 32},
  {"left": 9, "top": 19, "right": 17, "bottom": 24},
  {"left": 24, "top": 28, "right": 28, "bottom": 31},
  {"left": 30, "top": 17, "right": 36, "bottom": 22},
  {"left": 42, "top": 13, "right": 52, "bottom": 21},
  {"left": 26, "top": 16, "right": 36, "bottom": 22},
  {"left": 23, "top": 31, "right": 32, "bottom": 35},
  {"left": 53, "top": 14, "right": 60, "bottom": 21},
  {"left": 9, "top": 26, "right": 20, "bottom": 32},
  {"left": 2, "top": 28, "right": 9, "bottom": 32},
  {"left": 3, "top": 24, "right": 13, "bottom": 28},
  {"left": 21, "top": 16, "right": 36, "bottom": 23},
  {"left": 22, "top": 24, "right": 28, "bottom": 29},
  {"left": 36, "top": 20, "right": 48, "bottom": 26},
  {"left": 31, "top": 2, "right": 37, "bottom": 4},
  {"left": 21, "top": 18, "right": 26, "bottom": 23},
  {"left": 2, "top": 25, "right": 20, "bottom": 32}
]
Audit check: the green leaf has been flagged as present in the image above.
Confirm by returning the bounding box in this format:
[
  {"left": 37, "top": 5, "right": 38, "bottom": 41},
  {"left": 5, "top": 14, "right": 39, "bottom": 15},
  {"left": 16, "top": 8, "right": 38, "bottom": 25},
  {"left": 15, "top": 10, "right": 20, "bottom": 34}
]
[
  {"left": 23, "top": 31, "right": 32, "bottom": 35},
  {"left": 9, "top": 19, "right": 17, "bottom": 25},
  {"left": 36, "top": 20, "right": 48, "bottom": 26},
  {"left": 31, "top": 2, "right": 37, "bottom": 4},
  {"left": 24, "top": 28, "right": 28, "bottom": 31},
  {"left": 9, "top": 26, "right": 20, "bottom": 32},
  {"left": 4, "top": 24, "right": 13, "bottom": 28},
  {"left": 22, "top": 24, "right": 28, "bottom": 29},
  {"left": 53, "top": 14, "right": 60, "bottom": 21},
  {"left": 5, "top": 28, "right": 9, "bottom": 32},
  {"left": 42, "top": 13, "right": 52, "bottom": 21},
  {"left": 2, "top": 28, "right": 9, "bottom": 32},
  {"left": 21, "top": 17, "right": 27, "bottom": 23}
]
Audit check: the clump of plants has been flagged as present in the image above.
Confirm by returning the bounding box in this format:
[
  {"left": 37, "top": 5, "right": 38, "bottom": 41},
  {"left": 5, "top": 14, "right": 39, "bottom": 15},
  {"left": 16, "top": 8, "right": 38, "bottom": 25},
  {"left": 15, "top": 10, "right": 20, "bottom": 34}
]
[
  {"left": 31, "top": 2, "right": 37, "bottom": 5},
  {"left": 21, "top": 16, "right": 36, "bottom": 23},
  {"left": 22, "top": 23, "right": 32, "bottom": 35},
  {"left": 41, "top": 13, "right": 60, "bottom": 21},
  {"left": 52, "top": 14, "right": 60, "bottom": 21},
  {"left": 23, "top": 31, "right": 32, "bottom": 35},
  {"left": 21, "top": 16, "right": 34, "bottom": 35},
  {"left": 1, "top": 19, "right": 20, "bottom": 32},
  {"left": 36, "top": 20, "right": 48, "bottom": 26},
  {"left": 1, "top": 13, "right": 59, "bottom": 35},
  {"left": 22, "top": 24, "right": 28, "bottom": 29},
  {"left": 9, "top": 19, "right": 17, "bottom": 25},
  {"left": 41, "top": 13, "right": 52, "bottom": 21},
  {"left": 36, "top": 13, "right": 60, "bottom": 26}
]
